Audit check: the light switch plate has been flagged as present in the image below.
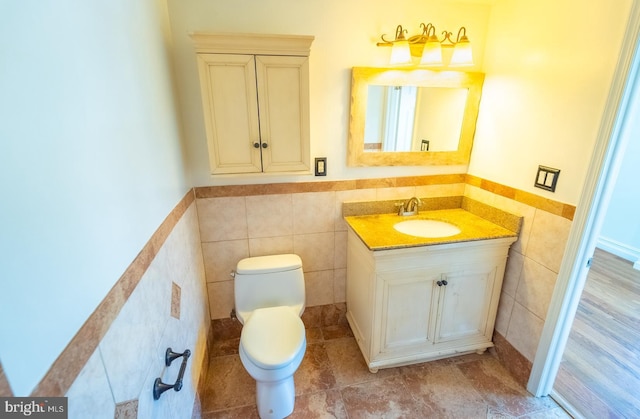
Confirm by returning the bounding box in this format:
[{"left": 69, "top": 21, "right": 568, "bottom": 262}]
[
  {"left": 315, "top": 157, "right": 327, "bottom": 176},
  {"left": 534, "top": 165, "right": 560, "bottom": 192}
]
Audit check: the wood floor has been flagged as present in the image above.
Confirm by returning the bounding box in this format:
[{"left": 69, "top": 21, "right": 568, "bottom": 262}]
[{"left": 554, "top": 248, "right": 640, "bottom": 418}]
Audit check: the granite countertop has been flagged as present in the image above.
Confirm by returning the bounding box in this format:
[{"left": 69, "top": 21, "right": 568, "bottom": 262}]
[{"left": 344, "top": 208, "right": 519, "bottom": 251}]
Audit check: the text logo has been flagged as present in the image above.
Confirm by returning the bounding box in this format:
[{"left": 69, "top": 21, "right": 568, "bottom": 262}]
[{"left": 0, "top": 398, "right": 67, "bottom": 419}]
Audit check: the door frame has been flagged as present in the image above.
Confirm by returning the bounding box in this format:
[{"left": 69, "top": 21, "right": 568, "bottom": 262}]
[{"left": 527, "top": 0, "right": 640, "bottom": 398}]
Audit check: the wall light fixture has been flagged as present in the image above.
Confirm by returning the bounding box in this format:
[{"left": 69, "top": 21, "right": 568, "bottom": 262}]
[
  {"left": 381, "top": 25, "right": 412, "bottom": 65},
  {"left": 377, "top": 23, "right": 473, "bottom": 67}
]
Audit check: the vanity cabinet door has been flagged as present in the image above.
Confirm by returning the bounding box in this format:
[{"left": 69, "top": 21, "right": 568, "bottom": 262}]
[
  {"left": 377, "top": 270, "right": 439, "bottom": 353},
  {"left": 434, "top": 264, "right": 498, "bottom": 344}
]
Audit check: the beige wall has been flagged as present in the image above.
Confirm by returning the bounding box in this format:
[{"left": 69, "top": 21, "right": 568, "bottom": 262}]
[
  {"left": 167, "top": 0, "right": 633, "bottom": 207},
  {"left": 166, "top": 0, "right": 492, "bottom": 186},
  {"left": 471, "top": 0, "right": 633, "bottom": 204}
]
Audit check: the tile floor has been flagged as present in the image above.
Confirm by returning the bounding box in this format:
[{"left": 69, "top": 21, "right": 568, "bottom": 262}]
[{"left": 200, "top": 306, "right": 569, "bottom": 418}]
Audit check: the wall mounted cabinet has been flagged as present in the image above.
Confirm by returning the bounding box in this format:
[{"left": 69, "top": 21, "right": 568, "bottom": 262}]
[
  {"left": 191, "top": 33, "right": 314, "bottom": 175},
  {"left": 346, "top": 229, "right": 515, "bottom": 372}
]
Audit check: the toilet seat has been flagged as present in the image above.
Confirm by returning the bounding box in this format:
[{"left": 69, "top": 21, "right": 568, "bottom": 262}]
[{"left": 240, "top": 306, "right": 306, "bottom": 370}]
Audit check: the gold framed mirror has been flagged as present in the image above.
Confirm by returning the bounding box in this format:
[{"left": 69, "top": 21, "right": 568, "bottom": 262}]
[{"left": 347, "top": 67, "right": 484, "bottom": 166}]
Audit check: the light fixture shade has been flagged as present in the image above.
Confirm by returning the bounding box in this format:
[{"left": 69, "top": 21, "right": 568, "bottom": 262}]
[
  {"left": 449, "top": 37, "right": 473, "bottom": 66},
  {"left": 389, "top": 40, "right": 412, "bottom": 65},
  {"left": 420, "top": 37, "right": 443, "bottom": 66}
]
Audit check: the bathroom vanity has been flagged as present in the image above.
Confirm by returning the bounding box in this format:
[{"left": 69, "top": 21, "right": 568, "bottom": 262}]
[{"left": 344, "top": 204, "right": 520, "bottom": 372}]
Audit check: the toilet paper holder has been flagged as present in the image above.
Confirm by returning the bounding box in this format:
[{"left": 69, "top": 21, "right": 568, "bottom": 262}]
[{"left": 153, "top": 347, "right": 191, "bottom": 400}]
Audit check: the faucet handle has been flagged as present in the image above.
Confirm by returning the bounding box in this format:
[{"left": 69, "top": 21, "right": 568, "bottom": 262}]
[
  {"left": 405, "top": 197, "right": 422, "bottom": 214},
  {"left": 395, "top": 202, "right": 405, "bottom": 216}
]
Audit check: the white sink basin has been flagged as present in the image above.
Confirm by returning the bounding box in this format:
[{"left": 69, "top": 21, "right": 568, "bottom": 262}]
[{"left": 394, "top": 219, "right": 461, "bottom": 238}]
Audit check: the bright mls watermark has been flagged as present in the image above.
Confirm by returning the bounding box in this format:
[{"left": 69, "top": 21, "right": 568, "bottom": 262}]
[{"left": 0, "top": 398, "right": 67, "bottom": 418}]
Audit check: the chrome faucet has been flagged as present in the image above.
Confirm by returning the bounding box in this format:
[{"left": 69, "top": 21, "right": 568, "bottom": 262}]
[{"left": 396, "top": 197, "right": 422, "bottom": 216}]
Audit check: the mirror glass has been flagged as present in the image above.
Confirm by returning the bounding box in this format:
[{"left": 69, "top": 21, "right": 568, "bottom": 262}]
[
  {"left": 364, "top": 86, "right": 468, "bottom": 152},
  {"left": 348, "top": 68, "right": 484, "bottom": 167}
]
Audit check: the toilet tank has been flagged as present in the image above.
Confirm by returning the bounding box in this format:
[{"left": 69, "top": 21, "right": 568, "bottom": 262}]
[{"left": 234, "top": 254, "right": 305, "bottom": 323}]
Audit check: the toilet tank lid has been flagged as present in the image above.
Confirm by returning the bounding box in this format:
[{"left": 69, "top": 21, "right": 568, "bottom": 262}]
[{"left": 236, "top": 254, "right": 302, "bottom": 274}]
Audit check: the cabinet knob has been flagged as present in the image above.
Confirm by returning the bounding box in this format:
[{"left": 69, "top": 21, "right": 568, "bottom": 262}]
[
  {"left": 262, "top": 142, "right": 268, "bottom": 148},
  {"left": 442, "top": 280, "right": 448, "bottom": 286},
  {"left": 253, "top": 142, "right": 260, "bottom": 148},
  {"left": 437, "top": 280, "right": 443, "bottom": 286}
]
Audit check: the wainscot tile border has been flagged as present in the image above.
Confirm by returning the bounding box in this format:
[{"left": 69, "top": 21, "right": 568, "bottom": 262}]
[
  {"left": 0, "top": 362, "right": 11, "bottom": 397},
  {"left": 465, "top": 174, "right": 575, "bottom": 220},
  {"left": 195, "top": 174, "right": 576, "bottom": 221}
]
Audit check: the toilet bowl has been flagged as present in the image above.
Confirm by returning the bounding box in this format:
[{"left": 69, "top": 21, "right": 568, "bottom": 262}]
[
  {"left": 233, "top": 254, "right": 306, "bottom": 419},
  {"left": 239, "top": 306, "right": 306, "bottom": 418}
]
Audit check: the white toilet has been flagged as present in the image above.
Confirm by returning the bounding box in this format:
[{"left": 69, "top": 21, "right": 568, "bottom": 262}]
[{"left": 233, "top": 254, "right": 306, "bottom": 419}]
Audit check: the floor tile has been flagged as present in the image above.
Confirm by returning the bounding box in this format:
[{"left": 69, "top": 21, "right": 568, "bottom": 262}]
[
  {"left": 201, "top": 404, "right": 259, "bottom": 419},
  {"left": 289, "top": 389, "right": 348, "bottom": 419},
  {"left": 321, "top": 324, "right": 353, "bottom": 340},
  {"left": 305, "top": 327, "right": 324, "bottom": 344},
  {"left": 401, "top": 360, "right": 487, "bottom": 417},
  {"left": 294, "top": 343, "right": 336, "bottom": 395},
  {"left": 341, "top": 375, "right": 429, "bottom": 418},
  {"left": 458, "top": 357, "right": 557, "bottom": 417},
  {"left": 202, "top": 355, "right": 255, "bottom": 412},
  {"left": 323, "top": 338, "right": 397, "bottom": 387},
  {"left": 202, "top": 305, "right": 568, "bottom": 418},
  {"left": 210, "top": 337, "right": 239, "bottom": 357}
]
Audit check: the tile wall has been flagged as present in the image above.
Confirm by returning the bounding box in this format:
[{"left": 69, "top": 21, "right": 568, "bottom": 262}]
[
  {"left": 63, "top": 200, "right": 209, "bottom": 418},
  {"left": 196, "top": 179, "right": 467, "bottom": 319},
  {"left": 464, "top": 180, "right": 573, "bottom": 362}
]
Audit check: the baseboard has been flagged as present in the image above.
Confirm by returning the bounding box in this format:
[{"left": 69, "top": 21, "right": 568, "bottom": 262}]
[
  {"left": 492, "top": 331, "right": 532, "bottom": 389},
  {"left": 597, "top": 236, "right": 640, "bottom": 268},
  {"left": 192, "top": 323, "right": 214, "bottom": 419}
]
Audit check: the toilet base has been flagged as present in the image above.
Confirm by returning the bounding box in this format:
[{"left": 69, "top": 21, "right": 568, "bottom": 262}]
[
  {"left": 256, "top": 376, "right": 295, "bottom": 419},
  {"left": 239, "top": 340, "right": 306, "bottom": 419}
]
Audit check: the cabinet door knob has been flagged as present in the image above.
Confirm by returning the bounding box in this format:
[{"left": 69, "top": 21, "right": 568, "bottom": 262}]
[
  {"left": 253, "top": 142, "right": 260, "bottom": 148},
  {"left": 262, "top": 142, "right": 268, "bottom": 148},
  {"left": 442, "top": 280, "right": 448, "bottom": 286},
  {"left": 437, "top": 280, "right": 443, "bottom": 286}
]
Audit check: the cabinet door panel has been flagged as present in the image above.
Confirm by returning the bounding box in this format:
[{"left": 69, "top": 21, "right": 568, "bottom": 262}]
[
  {"left": 435, "top": 265, "right": 497, "bottom": 343},
  {"left": 197, "top": 54, "right": 261, "bottom": 174},
  {"left": 380, "top": 272, "right": 437, "bottom": 351},
  {"left": 256, "top": 56, "right": 310, "bottom": 172}
]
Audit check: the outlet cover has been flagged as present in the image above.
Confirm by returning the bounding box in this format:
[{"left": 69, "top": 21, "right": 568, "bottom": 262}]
[{"left": 534, "top": 165, "right": 560, "bottom": 192}]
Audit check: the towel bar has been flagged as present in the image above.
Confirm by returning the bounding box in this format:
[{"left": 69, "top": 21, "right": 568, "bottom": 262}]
[{"left": 153, "top": 348, "right": 191, "bottom": 400}]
